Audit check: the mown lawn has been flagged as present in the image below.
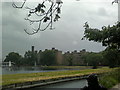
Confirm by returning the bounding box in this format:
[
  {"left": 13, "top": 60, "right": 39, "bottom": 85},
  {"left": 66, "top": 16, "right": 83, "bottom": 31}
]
[{"left": 2, "top": 67, "right": 116, "bottom": 86}]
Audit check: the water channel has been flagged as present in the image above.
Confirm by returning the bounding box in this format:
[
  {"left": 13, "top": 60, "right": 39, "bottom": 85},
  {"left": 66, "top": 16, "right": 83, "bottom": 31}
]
[
  {"left": 1, "top": 66, "right": 91, "bottom": 75},
  {"left": 25, "top": 79, "right": 87, "bottom": 89},
  {"left": 2, "top": 67, "right": 67, "bottom": 75}
]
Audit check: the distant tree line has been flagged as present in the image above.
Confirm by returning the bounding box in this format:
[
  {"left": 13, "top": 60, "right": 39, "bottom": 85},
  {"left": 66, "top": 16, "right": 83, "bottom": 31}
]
[
  {"left": 81, "top": 51, "right": 113, "bottom": 69},
  {"left": 4, "top": 48, "right": 119, "bottom": 68},
  {"left": 4, "top": 49, "right": 56, "bottom": 66}
]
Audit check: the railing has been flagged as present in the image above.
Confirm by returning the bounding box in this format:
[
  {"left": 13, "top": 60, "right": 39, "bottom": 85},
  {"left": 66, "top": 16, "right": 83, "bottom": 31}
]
[{"left": 0, "top": 61, "right": 15, "bottom": 67}]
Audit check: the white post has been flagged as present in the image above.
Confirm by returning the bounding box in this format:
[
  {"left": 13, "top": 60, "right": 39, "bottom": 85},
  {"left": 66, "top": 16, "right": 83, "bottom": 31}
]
[
  {"left": 118, "top": 0, "right": 120, "bottom": 22},
  {"left": 9, "top": 61, "right": 12, "bottom": 67},
  {"left": 87, "top": 63, "right": 88, "bottom": 66},
  {"left": 34, "top": 61, "right": 36, "bottom": 67}
]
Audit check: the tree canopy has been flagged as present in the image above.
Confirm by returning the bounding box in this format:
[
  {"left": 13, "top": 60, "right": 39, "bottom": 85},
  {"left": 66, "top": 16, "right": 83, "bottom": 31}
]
[
  {"left": 24, "top": 50, "right": 38, "bottom": 66},
  {"left": 40, "top": 50, "right": 56, "bottom": 66},
  {"left": 82, "top": 22, "right": 120, "bottom": 68},
  {"left": 4, "top": 52, "right": 22, "bottom": 66},
  {"left": 83, "top": 22, "right": 120, "bottom": 50},
  {"left": 81, "top": 52, "right": 104, "bottom": 68}
]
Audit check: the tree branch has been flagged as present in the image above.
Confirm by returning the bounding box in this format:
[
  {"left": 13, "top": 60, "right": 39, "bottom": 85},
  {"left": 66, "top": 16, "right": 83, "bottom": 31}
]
[{"left": 12, "top": 0, "right": 63, "bottom": 35}]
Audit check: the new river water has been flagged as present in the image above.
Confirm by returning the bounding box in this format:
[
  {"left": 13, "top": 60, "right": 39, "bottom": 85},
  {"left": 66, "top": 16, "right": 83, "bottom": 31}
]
[
  {"left": 25, "top": 79, "right": 87, "bottom": 89},
  {"left": 1, "top": 66, "right": 91, "bottom": 75}
]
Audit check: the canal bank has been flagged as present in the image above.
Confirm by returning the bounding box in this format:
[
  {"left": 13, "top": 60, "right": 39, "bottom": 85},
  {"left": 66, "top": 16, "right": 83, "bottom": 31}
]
[
  {"left": 2, "top": 67, "right": 116, "bottom": 90},
  {"left": 2, "top": 74, "right": 88, "bottom": 90}
]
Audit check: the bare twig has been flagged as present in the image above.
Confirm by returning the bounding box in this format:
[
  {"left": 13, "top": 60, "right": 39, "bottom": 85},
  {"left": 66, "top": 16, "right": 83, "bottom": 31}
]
[
  {"left": 12, "top": 0, "right": 63, "bottom": 35},
  {"left": 12, "top": 0, "right": 26, "bottom": 8}
]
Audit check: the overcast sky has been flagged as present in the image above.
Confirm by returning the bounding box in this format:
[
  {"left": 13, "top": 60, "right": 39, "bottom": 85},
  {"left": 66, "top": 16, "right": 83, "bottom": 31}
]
[{"left": 2, "top": 0, "right": 118, "bottom": 59}]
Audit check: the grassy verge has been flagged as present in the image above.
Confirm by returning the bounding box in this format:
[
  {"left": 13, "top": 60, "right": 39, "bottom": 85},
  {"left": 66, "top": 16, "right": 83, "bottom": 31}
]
[
  {"left": 40, "top": 66, "right": 92, "bottom": 70},
  {"left": 99, "top": 68, "right": 120, "bottom": 89},
  {"left": 2, "top": 67, "right": 115, "bottom": 86}
]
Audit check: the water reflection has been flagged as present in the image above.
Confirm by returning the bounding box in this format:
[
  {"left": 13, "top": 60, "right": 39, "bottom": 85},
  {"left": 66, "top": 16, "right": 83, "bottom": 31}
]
[
  {"left": 2, "top": 66, "right": 92, "bottom": 75},
  {"left": 40, "top": 79, "right": 87, "bottom": 88},
  {"left": 25, "top": 79, "right": 87, "bottom": 89},
  {"left": 2, "top": 67, "right": 66, "bottom": 75}
]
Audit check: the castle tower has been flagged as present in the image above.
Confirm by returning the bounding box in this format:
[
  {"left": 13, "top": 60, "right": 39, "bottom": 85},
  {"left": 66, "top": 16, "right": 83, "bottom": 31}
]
[{"left": 32, "top": 46, "right": 34, "bottom": 52}]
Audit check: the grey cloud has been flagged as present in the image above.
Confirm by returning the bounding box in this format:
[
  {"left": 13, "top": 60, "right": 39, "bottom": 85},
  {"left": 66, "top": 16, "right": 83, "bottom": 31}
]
[
  {"left": 2, "top": 1, "right": 118, "bottom": 59},
  {"left": 97, "top": 8, "right": 108, "bottom": 16}
]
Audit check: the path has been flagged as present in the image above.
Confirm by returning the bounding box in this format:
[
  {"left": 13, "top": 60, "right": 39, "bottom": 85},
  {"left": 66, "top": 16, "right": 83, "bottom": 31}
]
[{"left": 109, "top": 83, "right": 120, "bottom": 90}]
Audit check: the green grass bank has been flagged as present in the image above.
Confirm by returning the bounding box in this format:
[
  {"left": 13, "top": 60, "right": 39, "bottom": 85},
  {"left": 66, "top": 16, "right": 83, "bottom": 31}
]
[
  {"left": 40, "top": 66, "right": 92, "bottom": 70},
  {"left": 99, "top": 68, "right": 120, "bottom": 89},
  {"left": 2, "top": 67, "right": 116, "bottom": 86}
]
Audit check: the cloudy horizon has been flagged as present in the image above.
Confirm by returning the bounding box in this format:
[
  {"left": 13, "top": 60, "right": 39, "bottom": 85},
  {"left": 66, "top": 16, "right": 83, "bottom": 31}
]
[{"left": 2, "top": 0, "right": 118, "bottom": 59}]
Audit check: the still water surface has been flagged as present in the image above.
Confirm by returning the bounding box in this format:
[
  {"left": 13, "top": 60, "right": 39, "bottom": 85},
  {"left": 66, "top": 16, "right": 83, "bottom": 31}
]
[
  {"left": 26, "top": 79, "right": 87, "bottom": 89},
  {"left": 2, "top": 66, "right": 91, "bottom": 75},
  {"left": 2, "top": 67, "right": 67, "bottom": 75}
]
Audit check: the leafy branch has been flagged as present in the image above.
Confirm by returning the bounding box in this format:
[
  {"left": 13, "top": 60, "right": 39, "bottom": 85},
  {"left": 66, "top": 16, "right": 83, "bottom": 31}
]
[{"left": 12, "top": 0, "right": 63, "bottom": 35}]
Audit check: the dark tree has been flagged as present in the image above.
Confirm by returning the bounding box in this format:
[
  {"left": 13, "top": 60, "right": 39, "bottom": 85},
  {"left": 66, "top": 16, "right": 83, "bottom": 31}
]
[
  {"left": 83, "top": 22, "right": 120, "bottom": 50},
  {"left": 4, "top": 52, "right": 23, "bottom": 66},
  {"left": 103, "top": 48, "right": 120, "bottom": 68},
  {"left": 81, "top": 52, "right": 103, "bottom": 69},
  {"left": 82, "top": 22, "right": 120, "bottom": 67},
  {"left": 67, "top": 56, "right": 73, "bottom": 66},
  {"left": 40, "top": 50, "right": 56, "bottom": 66},
  {"left": 24, "top": 50, "right": 38, "bottom": 66}
]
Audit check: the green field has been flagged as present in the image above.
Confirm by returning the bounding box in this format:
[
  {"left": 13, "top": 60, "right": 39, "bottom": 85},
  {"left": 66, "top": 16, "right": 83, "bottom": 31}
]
[{"left": 2, "top": 67, "right": 116, "bottom": 86}]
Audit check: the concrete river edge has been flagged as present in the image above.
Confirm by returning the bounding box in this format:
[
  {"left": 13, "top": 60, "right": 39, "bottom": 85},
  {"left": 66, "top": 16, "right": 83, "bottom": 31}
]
[{"left": 2, "top": 74, "right": 90, "bottom": 90}]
